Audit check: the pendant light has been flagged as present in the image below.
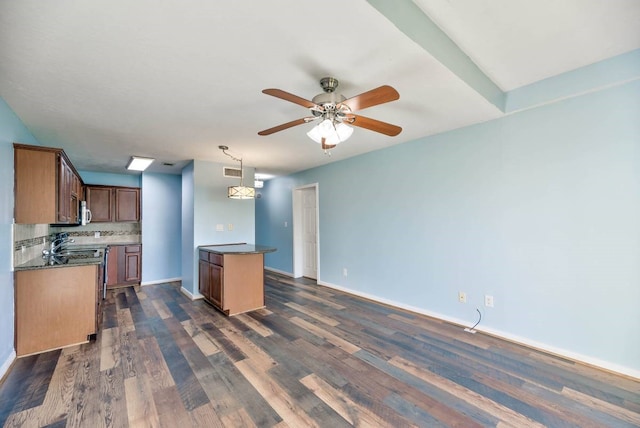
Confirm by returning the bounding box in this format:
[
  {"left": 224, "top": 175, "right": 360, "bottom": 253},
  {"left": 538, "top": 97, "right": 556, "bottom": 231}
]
[{"left": 219, "top": 146, "right": 255, "bottom": 199}]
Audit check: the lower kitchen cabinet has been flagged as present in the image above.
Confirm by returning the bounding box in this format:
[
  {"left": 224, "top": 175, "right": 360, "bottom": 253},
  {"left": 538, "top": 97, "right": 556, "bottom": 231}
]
[
  {"left": 106, "top": 244, "right": 142, "bottom": 288},
  {"left": 198, "top": 259, "right": 211, "bottom": 303},
  {"left": 198, "top": 249, "right": 264, "bottom": 315},
  {"left": 15, "top": 265, "right": 99, "bottom": 356}
]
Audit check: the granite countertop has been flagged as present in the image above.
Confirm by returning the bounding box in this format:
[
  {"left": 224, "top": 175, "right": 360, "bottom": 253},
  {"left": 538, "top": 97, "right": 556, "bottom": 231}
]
[
  {"left": 65, "top": 242, "right": 141, "bottom": 250},
  {"left": 15, "top": 250, "right": 104, "bottom": 271},
  {"left": 199, "top": 244, "right": 277, "bottom": 255}
]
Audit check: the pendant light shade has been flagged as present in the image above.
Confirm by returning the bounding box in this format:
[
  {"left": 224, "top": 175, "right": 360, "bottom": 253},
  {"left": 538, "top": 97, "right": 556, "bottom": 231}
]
[{"left": 228, "top": 185, "right": 255, "bottom": 199}]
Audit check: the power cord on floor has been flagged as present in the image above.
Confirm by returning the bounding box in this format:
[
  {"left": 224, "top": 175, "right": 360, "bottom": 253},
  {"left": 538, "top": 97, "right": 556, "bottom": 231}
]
[{"left": 464, "top": 308, "right": 482, "bottom": 334}]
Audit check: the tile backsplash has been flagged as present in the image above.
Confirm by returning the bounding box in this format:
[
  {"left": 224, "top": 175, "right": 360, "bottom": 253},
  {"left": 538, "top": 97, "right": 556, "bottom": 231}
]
[
  {"left": 14, "top": 222, "right": 141, "bottom": 266},
  {"left": 13, "top": 224, "right": 49, "bottom": 265}
]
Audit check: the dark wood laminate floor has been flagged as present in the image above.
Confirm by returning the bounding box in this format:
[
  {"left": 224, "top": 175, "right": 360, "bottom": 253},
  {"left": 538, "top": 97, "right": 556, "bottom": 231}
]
[{"left": 1, "top": 273, "right": 639, "bottom": 427}]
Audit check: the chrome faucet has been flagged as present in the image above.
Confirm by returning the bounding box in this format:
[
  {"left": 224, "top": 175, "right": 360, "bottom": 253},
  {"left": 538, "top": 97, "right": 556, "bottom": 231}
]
[{"left": 42, "top": 234, "right": 75, "bottom": 257}]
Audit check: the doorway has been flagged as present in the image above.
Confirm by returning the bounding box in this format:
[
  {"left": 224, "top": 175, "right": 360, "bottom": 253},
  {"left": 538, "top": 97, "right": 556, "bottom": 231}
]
[{"left": 292, "top": 184, "right": 318, "bottom": 279}]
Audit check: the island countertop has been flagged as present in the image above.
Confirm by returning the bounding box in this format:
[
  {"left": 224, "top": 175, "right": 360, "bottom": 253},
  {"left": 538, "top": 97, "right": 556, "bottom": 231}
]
[{"left": 199, "top": 244, "right": 276, "bottom": 255}]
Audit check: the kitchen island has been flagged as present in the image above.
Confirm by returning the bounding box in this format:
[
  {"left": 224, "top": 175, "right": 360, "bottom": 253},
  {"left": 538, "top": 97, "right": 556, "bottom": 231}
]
[{"left": 198, "top": 244, "right": 276, "bottom": 316}]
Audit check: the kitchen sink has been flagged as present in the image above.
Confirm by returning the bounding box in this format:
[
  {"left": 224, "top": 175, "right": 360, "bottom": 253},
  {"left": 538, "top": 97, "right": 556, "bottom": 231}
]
[
  {"left": 58, "top": 247, "right": 103, "bottom": 257},
  {"left": 59, "top": 250, "right": 102, "bottom": 257},
  {"left": 57, "top": 248, "right": 101, "bottom": 257}
]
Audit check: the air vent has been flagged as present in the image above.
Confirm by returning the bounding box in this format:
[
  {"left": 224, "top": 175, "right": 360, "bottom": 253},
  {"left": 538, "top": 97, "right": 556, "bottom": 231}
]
[{"left": 223, "top": 167, "right": 242, "bottom": 178}]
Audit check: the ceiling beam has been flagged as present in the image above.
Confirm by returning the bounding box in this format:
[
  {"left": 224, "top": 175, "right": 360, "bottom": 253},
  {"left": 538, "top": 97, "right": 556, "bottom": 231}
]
[{"left": 367, "top": 0, "right": 506, "bottom": 112}]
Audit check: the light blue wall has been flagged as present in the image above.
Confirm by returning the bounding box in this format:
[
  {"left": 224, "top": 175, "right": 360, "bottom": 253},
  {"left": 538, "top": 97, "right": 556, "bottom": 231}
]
[
  {"left": 180, "top": 160, "right": 256, "bottom": 296},
  {"left": 141, "top": 173, "right": 182, "bottom": 283},
  {"left": 78, "top": 170, "right": 141, "bottom": 187},
  {"left": 0, "top": 98, "right": 41, "bottom": 375},
  {"left": 256, "top": 80, "right": 640, "bottom": 375},
  {"left": 181, "top": 162, "right": 195, "bottom": 296},
  {"left": 255, "top": 176, "right": 296, "bottom": 269}
]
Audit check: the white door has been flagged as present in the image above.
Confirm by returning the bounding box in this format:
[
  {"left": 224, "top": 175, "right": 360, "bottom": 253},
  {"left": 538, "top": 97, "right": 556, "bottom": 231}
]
[{"left": 302, "top": 187, "right": 317, "bottom": 279}]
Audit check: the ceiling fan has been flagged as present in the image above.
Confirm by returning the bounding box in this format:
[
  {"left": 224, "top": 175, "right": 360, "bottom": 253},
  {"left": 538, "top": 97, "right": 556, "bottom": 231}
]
[{"left": 258, "top": 77, "right": 402, "bottom": 150}]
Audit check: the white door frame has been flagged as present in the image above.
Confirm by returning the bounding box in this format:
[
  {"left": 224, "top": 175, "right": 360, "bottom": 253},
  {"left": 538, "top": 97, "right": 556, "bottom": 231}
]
[{"left": 292, "top": 183, "right": 319, "bottom": 279}]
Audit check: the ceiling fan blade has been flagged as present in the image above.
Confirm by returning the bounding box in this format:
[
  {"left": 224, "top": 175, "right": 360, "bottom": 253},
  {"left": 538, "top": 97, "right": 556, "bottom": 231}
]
[
  {"left": 262, "top": 89, "right": 317, "bottom": 109},
  {"left": 258, "top": 118, "right": 309, "bottom": 136},
  {"left": 340, "top": 85, "right": 399, "bottom": 112},
  {"left": 348, "top": 114, "right": 402, "bottom": 136}
]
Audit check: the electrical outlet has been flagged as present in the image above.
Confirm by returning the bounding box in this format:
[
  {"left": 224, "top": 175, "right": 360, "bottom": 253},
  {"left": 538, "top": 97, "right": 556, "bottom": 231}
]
[
  {"left": 343, "top": 268, "right": 348, "bottom": 277},
  {"left": 216, "top": 224, "right": 224, "bottom": 232},
  {"left": 458, "top": 291, "right": 467, "bottom": 303},
  {"left": 228, "top": 223, "right": 233, "bottom": 231},
  {"left": 284, "top": 221, "right": 288, "bottom": 227},
  {"left": 94, "top": 231, "right": 100, "bottom": 238},
  {"left": 485, "top": 295, "right": 494, "bottom": 307}
]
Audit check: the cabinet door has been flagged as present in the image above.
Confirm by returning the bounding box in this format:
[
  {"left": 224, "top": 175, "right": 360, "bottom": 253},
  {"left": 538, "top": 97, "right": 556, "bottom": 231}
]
[
  {"left": 123, "top": 245, "right": 141, "bottom": 282},
  {"left": 70, "top": 173, "right": 80, "bottom": 224},
  {"left": 57, "top": 155, "right": 72, "bottom": 223},
  {"left": 115, "top": 187, "right": 140, "bottom": 222},
  {"left": 86, "top": 186, "right": 113, "bottom": 222},
  {"left": 199, "top": 260, "right": 211, "bottom": 300},
  {"left": 210, "top": 264, "right": 223, "bottom": 309},
  {"left": 106, "top": 246, "right": 119, "bottom": 287},
  {"left": 14, "top": 147, "right": 57, "bottom": 224}
]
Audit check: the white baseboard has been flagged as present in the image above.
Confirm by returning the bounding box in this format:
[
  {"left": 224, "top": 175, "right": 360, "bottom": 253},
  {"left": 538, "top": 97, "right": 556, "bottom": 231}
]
[
  {"left": 317, "top": 279, "right": 640, "bottom": 380},
  {"left": 141, "top": 277, "right": 182, "bottom": 286},
  {"left": 264, "top": 266, "right": 293, "bottom": 277},
  {"left": 0, "top": 350, "right": 16, "bottom": 381},
  {"left": 180, "top": 286, "right": 203, "bottom": 301}
]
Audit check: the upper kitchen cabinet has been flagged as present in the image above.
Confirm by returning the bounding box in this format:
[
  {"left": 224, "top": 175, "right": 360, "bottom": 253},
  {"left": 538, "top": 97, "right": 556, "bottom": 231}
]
[
  {"left": 115, "top": 187, "right": 141, "bottom": 222},
  {"left": 85, "top": 186, "right": 113, "bottom": 222},
  {"left": 14, "top": 144, "right": 83, "bottom": 225},
  {"left": 86, "top": 185, "right": 140, "bottom": 222}
]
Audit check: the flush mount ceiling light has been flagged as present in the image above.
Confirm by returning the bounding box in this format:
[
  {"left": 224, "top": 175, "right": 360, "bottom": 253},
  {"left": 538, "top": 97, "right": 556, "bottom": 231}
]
[
  {"left": 219, "top": 145, "right": 255, "bottom": 200},
  {"left": 126, "top": 156, "right": 155, "bottom": 171}
]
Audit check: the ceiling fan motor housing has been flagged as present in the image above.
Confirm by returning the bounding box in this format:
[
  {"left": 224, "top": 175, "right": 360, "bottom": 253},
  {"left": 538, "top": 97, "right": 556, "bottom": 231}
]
[{"left": 311, "top": 92, "right": 347, "bottom": 107}]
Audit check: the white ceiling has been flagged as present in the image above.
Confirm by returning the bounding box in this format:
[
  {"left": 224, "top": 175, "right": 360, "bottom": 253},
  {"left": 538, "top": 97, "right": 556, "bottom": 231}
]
[{"left": 0, "top": 0, "right": 638, "bottom": 178}]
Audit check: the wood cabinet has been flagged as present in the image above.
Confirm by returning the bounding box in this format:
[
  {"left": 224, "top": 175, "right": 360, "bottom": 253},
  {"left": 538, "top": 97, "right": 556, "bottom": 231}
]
[
  {"left": 14, "top": 144, "right": 83, "bottom": 224},
  {"left": 116, "top": 187, "right": 141, "bottom": 222},
  {"left": 198, "top": 250, "right": 264, "bottom": 315},
  {"left": 198, "top": 259, "right": 211, "bottom": 303},
  {"left": 106, "top": 244, "right": 142, "bottom": 288},
  {"left": 58, "top": 155, "right": 71, "bottom": 223},
  {"left": 199, "top": 251, "right": 223, "bottom": 309},
  {"left": 86, "top": 186, "right": 113, "bottom": 222},
  {"left": 15, "top": 265, "right": 99, "bottom": 356},
  {"left": 86, "top": 185, "right": 140, "bottom": 222}
]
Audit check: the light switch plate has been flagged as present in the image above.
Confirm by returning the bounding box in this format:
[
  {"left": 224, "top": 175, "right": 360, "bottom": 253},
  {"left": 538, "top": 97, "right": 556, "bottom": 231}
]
[{"left": 216, "top": 224, "right": 224, "bottom": 232}]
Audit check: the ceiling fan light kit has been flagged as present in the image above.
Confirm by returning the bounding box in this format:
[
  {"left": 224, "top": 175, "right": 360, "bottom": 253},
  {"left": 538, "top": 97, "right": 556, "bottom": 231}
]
[
  {"left": 306, "top": 119, "right": 353, "bottom": 146},
  {"left": 258, "top": 77, "right": 402, "bottom": 152},
  {"left": 219, "top": 145, "right": 255, "bottom": 200}
]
